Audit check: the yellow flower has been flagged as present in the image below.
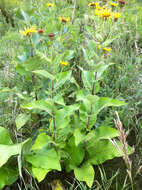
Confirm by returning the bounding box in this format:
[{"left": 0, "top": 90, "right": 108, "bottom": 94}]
[
  {"left": 96, "top": 5, "right": 103, "bottom": 10},
  {"left": 101, "top": 9, "right": 112, "bottom": 18},
  {"left": 109, "top": 2, "right": 118, "bottom": 7},
  {"left": 19, "top": 26, "right": 37, "bottom": 36},
  {"left": 98, "top": 45, "right": 101, "bottom": 49},
  {"left": 95, "top": 8, "right": 112, "bottom": 19},
  {"left": 114, "top": 12, "right": 121, "bottom": 19},
  {"left": 103, "top": 47, "right": 112, "bottom": 52},
  {"left": 88, "top": 2, "right": 98, "bottom": 7},
  {"left": 60, "top": 61, "right": 69, "bottom": 66},
  {"left": 94, "top": 9, "right": 102, "bottom": 17},
  {"left": 58, "top": 16, "right": 70, "bottom": 23},
  {"left": 47, "top": 3, "right": 55, "bottom": 7}
]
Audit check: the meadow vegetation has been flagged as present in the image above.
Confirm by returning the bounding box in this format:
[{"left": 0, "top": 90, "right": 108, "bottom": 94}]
[{"left": 0, "top": 0, "right": 142, "bottom": 189}]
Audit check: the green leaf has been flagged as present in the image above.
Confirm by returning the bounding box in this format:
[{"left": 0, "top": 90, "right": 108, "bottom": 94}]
[
  {"left": 22, "top": 100, "right": 53, "bottom": 115},
  {"left": 86, "top": 139, "right": 127, "bottom": 165},
  {"left": 54, "top": 104, "right": 80, "bottom": 129},
  {"left": 76, "top": 93, "right": 126, "bottom": 128},
  {"left": 0, "top": 127, "right": 13, "bottom": 145},
  {"left": 78, "top": 0, "right": 88, "bottom": 7},
  {"left": 74, "top": 129, "right": 85, "bottom": 146},
  {"left": 15, "top": 113, "right": 30, "bottom": 130},
  {"left": 62, "top": 50, "right": 74, "bottom": 61},
  {"left": 22, "top": 56, "right": 43, "bottom": 71},
  {"left": 54, "top": 94, "right": 65, "bottom": 106},
  {"left": 0, "top": 139, "right": 29, "bottom": 167},
  {"left": 82, "top": 70, "right": 95, "bottom": 91},
  {"left": 76, "top": 90, "right": 92, "bottom": 113},
  {"left": 32, "top": 133, "right": 51, "bottom": 150},
  {"left": 102, "top": 35, "right": 120, "bottom": 48},
  {"left": 36, "top": 51, "right": 51, "bottom": 64},
  {"left": 81, "top": 63, "right": 114, "bottom": 91},
  {"left": 25, "top": 148, "right": 61, "bottom": 171},
  {"left": 32, "top": 70, "right": 55, "bottom": 80},
  {"left": 92, "top": 97, "right": 126, "bottom": 115},
  {"left": 95, "top": 62, "right": 114, "bottom": 79},
  {"left": 16, "top": 63, "right": 31, "bottom": 77},
  {"left": 0, "top": 87, "right": 12, "bottom": 93},
  {"left": 78, "top": 94, "right": 126, "bottom": 116},
  {"left": 32, "top": 167, "right": 50, "bottom": 182},
  {"left": 0, "top": 163, "right": 18, "bottom": 189},
  {"left": 74, "top": 163, "right": 94, "bottom": 188},
  {"left": 64, "top": 137, "right": 85, "bottom": 172},
  {"left": 86, "top": 126, "right": 119, "bottom": 143},
  {"left": 55, "top": 71, "right": 72, "bottom": 90}
]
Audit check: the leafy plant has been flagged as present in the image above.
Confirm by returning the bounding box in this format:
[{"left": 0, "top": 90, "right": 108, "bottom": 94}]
[{"left": 0, "top": 0, "right": 137, "bottom": 189}]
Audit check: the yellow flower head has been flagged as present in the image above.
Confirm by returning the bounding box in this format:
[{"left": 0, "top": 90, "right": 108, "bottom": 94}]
[
  {"left": 96, "top": 5, "right": 104, "bottom": 10},
  {"left": 113, "top": 12, "right": 121, "bottom": 21},
  {"left": 101, "top": 9, "right": 112, "bottom": 18},
  {"left": 58, "top": 16, "right": 70, "bottom": 23},
  {"left": 47, "top": 3, "right": 54, "bottom": 7},
  {"left": 103, "top": 47, "right": 112, "bottom": 52},
  {"left": 95, "top": 8, "right": 112, "bottom": 19},
  {"left": 60, "top": 61, "right": 69, "bottom": 66},
  {"left": 88, "top": 2, "right": 98, "bottom": 7},
  {"left": 114, "top": 12, "right": 121, "bottom": 19},
  {"left": 94, "top": 9, "right": 102, "bottom": 16},
  {"left": 109, "top": 2, "right": 118, "bottom": 7},
  {"left": 19, "top": 26, "right": 37, "bottom": 36}
]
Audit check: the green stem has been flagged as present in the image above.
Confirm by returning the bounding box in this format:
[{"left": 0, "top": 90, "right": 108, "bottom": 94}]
[
  {"left": 71, "top": 0, "right": 77, "bottom": 24},
  {"left": 86, "top": 72, "right": 97, "bottom": 133},
  {"left": 51, "top": 80, "right": 56, "bottom": 141}
]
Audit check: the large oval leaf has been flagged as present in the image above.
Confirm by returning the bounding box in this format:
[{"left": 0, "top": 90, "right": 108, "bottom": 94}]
[
  {"left": 74, "top": 163, "right": 95, "bottom": 188},
  {"left": 25, "top": 148, "right": 61, "bottom": 171}
]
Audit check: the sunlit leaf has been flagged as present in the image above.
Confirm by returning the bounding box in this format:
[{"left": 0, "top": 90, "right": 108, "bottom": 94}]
[
  {"left": 25, "top": 148, "right": 61, "bottom": 171},
  {"left": 15, "top": 113, "right": 30, "bottom": 130},
  {"left": 0, "top": 127, "right": 13, "bottom": 145},
  {"left": 74, "top": 163, "right": 94, "bottom": 188},
  {"left": 32, "top": 70, "right": 54, "bottom": 80},
  {"left": 32, "top": 167, "right": 50, "bottom": 182},
  {"left": 22, "top": 100, "right": 53, "bottom": 115}
]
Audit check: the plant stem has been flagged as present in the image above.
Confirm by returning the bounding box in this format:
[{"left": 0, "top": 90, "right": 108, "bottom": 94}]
[
  {"left": 30, "top": 38, "right": 42, "bottom": 127},
  {"left": 92, "top": 72, "right": 97, "bottom": 95},
  {"left": 86, "top": 72, "right": 97, "bottom": 132},
  {"left": 71, "top": 0, "right": 77, "bottom": 24},
  {"left": 51, "top": 80, "right": 56, "bottom": 141}
]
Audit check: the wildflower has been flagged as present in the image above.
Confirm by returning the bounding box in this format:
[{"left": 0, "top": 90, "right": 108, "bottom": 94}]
[
  {"left": 58, "top": 16, "right": 70, "bottom": 23},
  {"left": 118, "top": 0, "right": 126, "bottom": 5},
  {"left": 47, "top": 3, "right": 55, "bottom": 7},
  {"left": 110, "top": 2, "right": 118, "bottom": 7},
  {"left": 96, "top": 5, "right": 103, "bottom": 10},
  {"left": 47, "top": 33, "right": 55, "bottom": 38},
  {"left": 103, "top": 47, "right": 112, "bottom": 52},
  {"left": 95, "top": 8, "right": 112, "bottom": 19},
  {"left": 60, "top": 61, "right": 69, "bottom": 66},
  {"left": 113, "top": 12, "right": 121, "bottom": 21},
  {"left": 38, "top": 29, "right": 44, "bottom": 34},
  {"left": 19, "top": 26, "right": 37, "bottom": 36},
  {"left": 101, "top": 9, "right": 112, "bottom": 19},
  {"left": 88, "top": 2, "right": 98, "bottom": 7},
  {"left": 95, "top": 9, "right": 102, "bottom": 16}
]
